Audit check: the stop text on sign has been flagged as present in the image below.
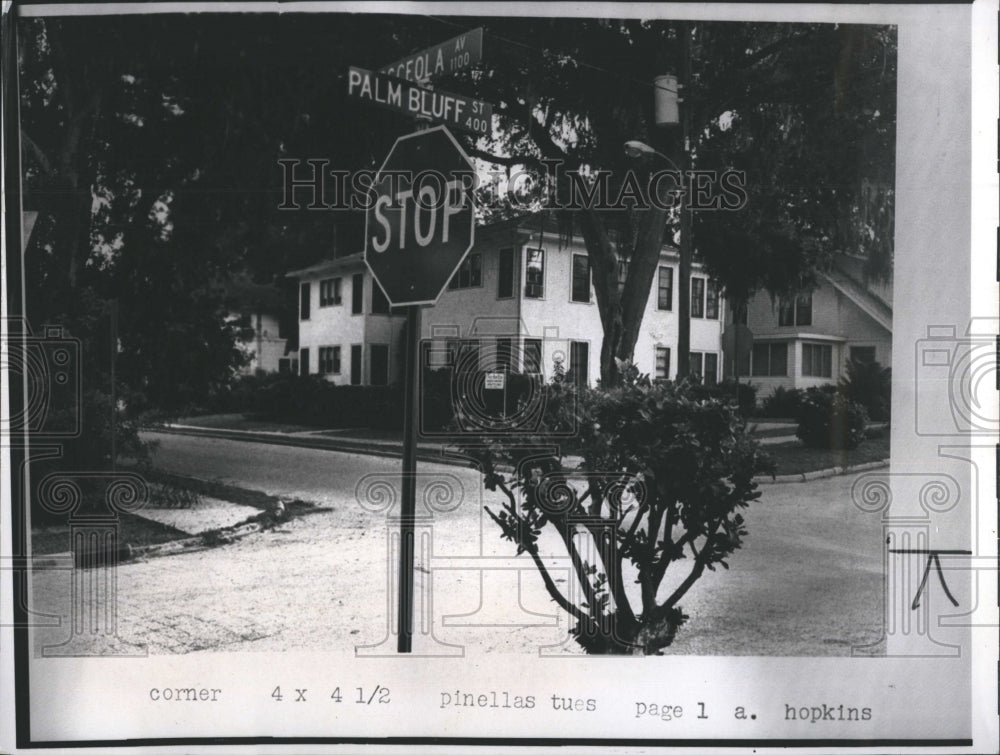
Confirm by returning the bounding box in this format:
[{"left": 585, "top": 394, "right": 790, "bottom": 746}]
[
  {"left": 370, "top": 175, "right": 472, "bottom": 252},
  {"left": 347, "top": 67, "right": 492, "bottom": 136}
]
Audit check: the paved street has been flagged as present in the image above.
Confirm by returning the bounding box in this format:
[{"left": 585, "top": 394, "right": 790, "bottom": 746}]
[{"left": 30, "top": 431, "right": 886, "bottom": 656}]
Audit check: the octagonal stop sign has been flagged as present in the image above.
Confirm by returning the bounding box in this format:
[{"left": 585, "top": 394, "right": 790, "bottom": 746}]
[{"left": 364, "top": 125, "right": 476, "bottom": 306}]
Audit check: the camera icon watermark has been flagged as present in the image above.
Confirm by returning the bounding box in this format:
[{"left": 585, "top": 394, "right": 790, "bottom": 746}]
[
  {"left": 1, "top": 319, "right": 82, "bottom": 439},
  {"left": 419, "top": 320, "right": 579, "bottom": 439},
  {"left": 914, "top": 320, "right": 998, "bottom": 436}
]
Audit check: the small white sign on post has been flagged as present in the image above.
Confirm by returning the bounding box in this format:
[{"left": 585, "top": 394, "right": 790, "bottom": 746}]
[{"left": 484, "top": 372, "right": 506, "bottom": 390}]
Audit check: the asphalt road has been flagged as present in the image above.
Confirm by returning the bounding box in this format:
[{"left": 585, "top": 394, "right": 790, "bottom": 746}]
[{"left": 30, "top": 431, "right": 886, "bottom": 656}]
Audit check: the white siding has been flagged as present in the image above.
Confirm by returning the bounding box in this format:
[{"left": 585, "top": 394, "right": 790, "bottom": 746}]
[
  {"left": 234, "top": 311, "right": 289, "bottom": 375},
  {"left": 295, "top": 220, "right": 727, "bottom": 390},
  {"left": 297, "top": 263, "right": 405, "bottom": 385}
]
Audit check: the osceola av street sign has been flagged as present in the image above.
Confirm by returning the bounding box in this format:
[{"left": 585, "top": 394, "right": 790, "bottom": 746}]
[
  {"left": 364, "top": 125, "right": 476, "bottom": 307},
  {"left": 380, "top": 27, "right": 484, "bottom": 82}
]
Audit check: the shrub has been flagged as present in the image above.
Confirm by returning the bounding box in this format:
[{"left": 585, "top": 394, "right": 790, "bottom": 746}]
[
  {"left": 205, "top": 374, "right": 405, "bottom": 430},
  {"left": 31, "top": 385, "right": 152, "bottom": 526},
  {"left": 759, "top": 386, "right": 805, "bottom": 419},
  {"left": 840, "top": 358, "right": 891, "bottom": 422},
  {"left": 688, "top": 378, "right": 757, "bottom": 418},
  {"left": 460, "top": 362, "right": 774, "bottom": 655},
  {"left": 796, "top": 386, "right": 868, "bottom": 449}
]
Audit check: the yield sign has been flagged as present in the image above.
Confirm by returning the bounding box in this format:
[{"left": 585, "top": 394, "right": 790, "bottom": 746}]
[{"left": 364, "top": 125, "right": 476, "bottom": 306}]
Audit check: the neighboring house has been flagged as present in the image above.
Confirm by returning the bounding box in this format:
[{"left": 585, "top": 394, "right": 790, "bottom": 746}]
[
  {"left": 288, "top": 253, "right": 406, "bottom": 385},
  {"left": 288, "top": 213, "right": 725, "bottom": 387},
  {"left": 225, "top": 275, "right": 297, "bottom": 375},
  {"left": 724, "top": 254, "right": 892, "bottom": 397}
]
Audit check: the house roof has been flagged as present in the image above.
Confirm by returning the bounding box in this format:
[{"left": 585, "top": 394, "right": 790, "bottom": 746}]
[
  {"left": 820, "top": 259, "right": 892, "bottom": 333},
  {"left": 286, "top": 252, "right": 365, "bottom": 279}
]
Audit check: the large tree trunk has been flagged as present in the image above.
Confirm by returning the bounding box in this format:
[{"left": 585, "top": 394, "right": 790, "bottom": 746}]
[
  {"left": 578, "top": 204, "right": 670, "bottom": 386},
  {"left": 577, "top": 209, "right": 623, "bottom": 386},
  {"left": 616, "top": 204, "right": 670, "bottom": 367}
]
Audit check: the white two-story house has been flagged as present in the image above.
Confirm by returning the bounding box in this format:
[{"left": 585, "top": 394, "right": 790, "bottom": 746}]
[
  {"left": 288, "top": 212, "right": 726, "bottom": 387},
  {"left": 289, "top": 253, "right": 406, "bottom": 385}
]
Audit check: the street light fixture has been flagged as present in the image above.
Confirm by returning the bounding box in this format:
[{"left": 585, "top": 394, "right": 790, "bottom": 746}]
[{"left": 623, "top": 140, "right": 681, "bottom": 173}]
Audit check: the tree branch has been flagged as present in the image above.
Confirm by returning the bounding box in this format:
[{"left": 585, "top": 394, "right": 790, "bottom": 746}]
[
  {"left": 640, "top": 503, "right": 665, "bottom": 616},
  {"left": 499, "top": 99, "right": 577, "bottom": 169},
  {"left": 525, "top": 544, "right": 591, "bottom": 624},
  {"left": 493, "top": 474, "right": 600, "bottom": 619},
  {"left": 695, "top": 29, "right": 823, "bottom": 126},
  {"left": 551, "top": 515, "right": 602, "bottom": 614},
  {"left": 20, "top": 131, "right": 54, "bottom": 176},
  {"left": 650, "top": 506, "right": 686, "bottom": 588},
  {"left": 465, "top": 147, "right": 544, "bottom": 170},
  {"left": 660, "top": 519, "right": 728, "bottom": 610}
]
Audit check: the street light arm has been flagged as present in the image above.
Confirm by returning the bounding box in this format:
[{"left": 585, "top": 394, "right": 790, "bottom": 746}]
[{"left": 622, "top": 140, "right": 682, "bottom": 174}]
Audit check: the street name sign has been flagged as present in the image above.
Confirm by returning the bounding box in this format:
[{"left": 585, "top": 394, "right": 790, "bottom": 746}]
[
  {"left": 380, "top": 27, "right": 483, "bottom": 82},
  {"left": 364, "top": 125, "right": 476, "bottom": 306},
  {"left": 348, "top": 66, "right": 492, "bottom": 136}
]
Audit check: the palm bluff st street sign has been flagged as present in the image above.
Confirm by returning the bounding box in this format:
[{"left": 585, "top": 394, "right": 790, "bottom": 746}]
[
  {"left": 348, "top": 67, "right": 492, "bottom": 136},
  {"left": 348, "top": 24, "right": 489, "bottom": 136},
  {"left": 364, "top": 125, "right": 476, "bottom": 306}
]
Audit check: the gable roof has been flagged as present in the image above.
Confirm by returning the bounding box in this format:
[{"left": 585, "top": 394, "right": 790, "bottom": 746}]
[
  {"left": 286, "top": 252, "right": 365, "bottom": 279},
  {"left": 819, "top": 262, "right": 892, "bottom": 333}
]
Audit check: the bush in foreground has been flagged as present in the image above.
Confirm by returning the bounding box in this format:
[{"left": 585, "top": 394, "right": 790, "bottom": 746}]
[
  {"left": 460, "top": 365, "right": 773, "bottom": 655},
  {"left": 759, "top": 386, "right": 805, "bottom": 419}
]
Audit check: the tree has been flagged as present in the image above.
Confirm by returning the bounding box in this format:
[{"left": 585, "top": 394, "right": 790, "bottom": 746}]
[
  {"left": 453, "top": 18, "right": 896, "bottom": 385},
  {"left": 461, "top": 364, "right": 773, "bottom": 654},
  {"left": 16, "top": 13, "right": 451, "bottom": 418},
  {"left": 15, "top": 13, "right": 896, "bottom": 427}
]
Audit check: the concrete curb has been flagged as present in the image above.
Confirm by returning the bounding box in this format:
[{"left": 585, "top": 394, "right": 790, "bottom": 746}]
[
  {"left": 150, "top": 424, "right": 889, "bottom": 485},
  {"left": 754, "top": 459, "right": 889, "bottom": 485},
  {"left": 31, "top": 507, "right": 321, "bottom": 570},
  {"left": 32, "top": 525, "right": 261, "bottom": 570},
  {"left": 149, "top": 424, "right": 471, "bottom": 468}
]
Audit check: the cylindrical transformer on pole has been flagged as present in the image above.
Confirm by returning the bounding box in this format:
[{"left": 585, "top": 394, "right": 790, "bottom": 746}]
[{"left": 653, "top": 74, "right": 679, "bottom": 126}]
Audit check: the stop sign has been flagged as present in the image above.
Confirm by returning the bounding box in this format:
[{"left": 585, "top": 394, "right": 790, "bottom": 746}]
[{"left": 364, "top": 125, "right": 476, "bottom": 306}]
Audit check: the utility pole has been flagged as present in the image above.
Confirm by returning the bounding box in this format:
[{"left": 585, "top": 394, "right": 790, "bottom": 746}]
[{"left": 676, "top": 20, "right": 692, "bottom": 379}]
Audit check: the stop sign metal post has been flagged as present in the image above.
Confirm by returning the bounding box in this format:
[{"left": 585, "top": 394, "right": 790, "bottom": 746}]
[{"left": 364, "top": 124, "right": 476, "bottom": 652}]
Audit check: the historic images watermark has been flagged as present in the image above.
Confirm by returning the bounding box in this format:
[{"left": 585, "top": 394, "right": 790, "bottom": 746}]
[{"left": 276, "top": 159, "right": 749, "bottom": 213}]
